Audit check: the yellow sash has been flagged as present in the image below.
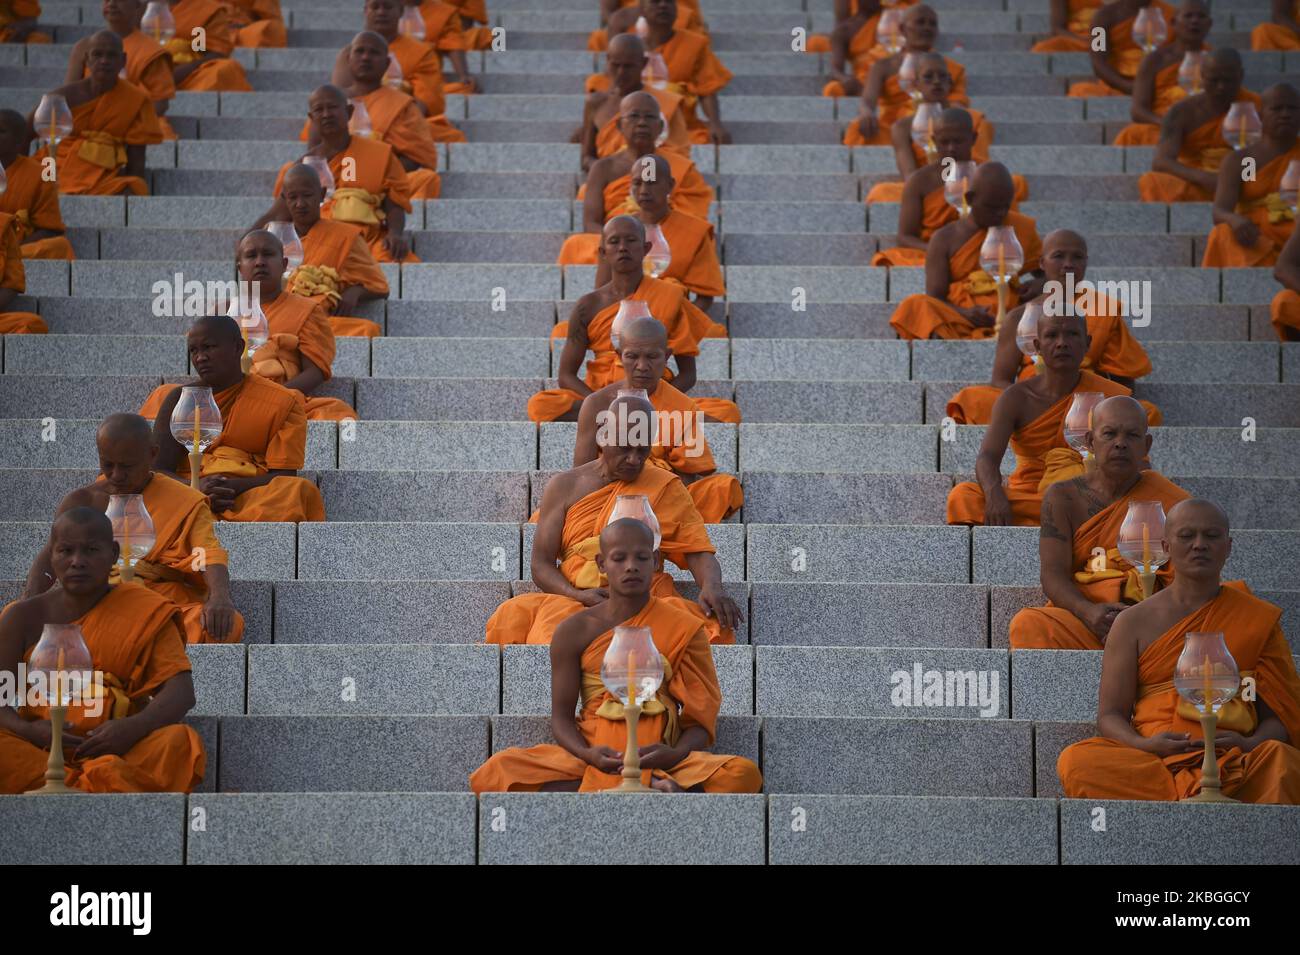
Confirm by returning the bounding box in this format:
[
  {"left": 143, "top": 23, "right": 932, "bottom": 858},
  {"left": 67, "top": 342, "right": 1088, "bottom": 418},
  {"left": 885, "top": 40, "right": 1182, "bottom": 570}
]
[
  {"left": 580, "top": 655, "right": 680, "bottom": 747},
  {"left": 1075, "top": 546, "right": 1149, "bottom": 604},
  {"left": 562, "top": 535, "right": 605, "bottom": 590},
  {"left": 330, "top": 187, "right": 384, "bottom": 226},
  {"left": 199, "top": 445, "right": 261, "bottom": 477},
  {"left": 165, "top": 37, "right": 200, "bottom": 64},
  {"left": 1139, "top": 670, "right": 1258, "bottom": 735},
  {"left": 109, "top": 558, "right": 190, "bottom": 586},
  {"left": 288, "top": 264, "right": 342, "bottom": 306},
  {"left": 1240, "top": 191, "right": 1295, "bottom": 224},
  {"left": 1037, "top": 446, "right": 1084, "bottom": 492},
  {"left": 76, "top": 130, "right": 126, "bottom": 170}
]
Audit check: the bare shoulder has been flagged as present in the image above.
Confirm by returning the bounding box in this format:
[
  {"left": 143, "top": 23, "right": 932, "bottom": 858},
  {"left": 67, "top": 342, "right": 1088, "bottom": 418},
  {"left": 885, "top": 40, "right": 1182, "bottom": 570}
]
[
  {"left": 551, "top": 604, "right": 611, "bottom": 658},
  {"left": 57, "top": 484, "right": 104, "bottom": 514}
]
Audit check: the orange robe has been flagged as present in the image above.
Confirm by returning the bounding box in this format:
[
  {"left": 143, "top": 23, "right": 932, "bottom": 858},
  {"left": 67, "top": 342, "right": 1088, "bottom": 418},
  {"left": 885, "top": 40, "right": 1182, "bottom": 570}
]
[
  {"left": 55, "top": 80, "right": 163, "bottom": 195},
  {"left": 138, "top": 373, "right": 326, "bottom": 522},
  {"left": 223, "top": 0, "right": 285, "bottom": 47},
  {"left": 1112, "top": 57, "right": 1190, "bottom": 146},
  {"left": 558, "top": 208, "right": 724, "bottom": 301},
  {"left": 0, "top": 154, "right": 72, "bottom": 259},
  {"left": 593, "top": 85, "right": 691, "bottom": 159},
  {"left": 586, "top": 0, "right": 705, "bottom": 51},
  {"left": 114, "top": 30, "right": 178, "bottom": 140},
  {"left": 946, "top": 369, "right": 1134, "bottom": 526},
  {"left": 484, "top": 464, "right": 734, "bottom": 645},
  {"left": 0, "top": 584, "right": 206, "bottom": 794},
  {"left": 164, "top": 0, "right": 253, "bottom": 92},
  {"left": 99, "top": 471, "right": 246, "bottom": 644},
  {"left": 1252, "top": 3, "right": 1300, "bottom": 50},
  {"left": 440, "top": 0, "right": 491, "bottom": 50},
  {"left": 842, "top": 60, "right": 970, "bottom": 146},
  {"left": 1067, "top": 0, "right": 1177, "bottom": 97},
  {"left": 813, "top": 0, "right": 919, "bottom": 78},
  {"left": 253, "top": 290, "right": 358, "bottom": 421},
  {"left": 889, "top": 211, "right": 1042, "bottom": 341},
  {"left": 385, "top": 32, "right": 464, "bottom": 142},
  {"left": 1058, "top": 582, "right": 1300, "bottom": 803},
  {"left": 1008, "top": 470, "right": 1190, "bottom": 650},
  {"left": 1271, "top": 288, "right": 1300, "bottom": 341},
  {"left": 0, "top": 0, "right": 51, "bottom": 43},
  {"left": 1200, "top": 142, "right": 1300, "bottom": 268},
  {"left": 645, "top": 29, "right": 732, "bottom": 144},
  {"left": 643, "top": 378, "right": 742, "bottom": 522},
  {"left": 1030, "top": 0, "right": 1103, "bottom": 53},
  {"left": 273, "top": 135, "right": 418, "bottom": 264},
  {"left": 1137, "top": 91, "right": 1261, "bottom": 203},
  {"left": 471, "top": 597, "right": 760, "bottom": 793},
  {"left": 288, "top": 216, "right": 388, "bottom": 338},
  {"left": 0, "top": 211, "right": 47, "bottom": 333}
]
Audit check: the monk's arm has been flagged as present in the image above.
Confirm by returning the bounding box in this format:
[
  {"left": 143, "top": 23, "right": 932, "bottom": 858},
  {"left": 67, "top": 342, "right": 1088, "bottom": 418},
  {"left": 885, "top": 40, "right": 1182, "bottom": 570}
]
[
  {"left": 329, "top": 48, "right": 353, "bottom": 89},
  {"left": 0, "top": 606, "right": 81, "bottom": 747},
  {"left": 220, "top": 468, "right": 296, "bottom": 497},
  {"left": 76, "top": 670, "right": 196, "bottom": 760},
  {"left": 547, "top": 629, "right": 595, "bottom": 763},
  {"left": 336, "top": 283, "right": 383, "bottom": 315},
  {"left": 251, "top": 194, "right": 292, "bottom": 230},
  {"left": 150, "top": 386, "right": 187, "bottom": 480},
  {"left": 974, "top": 390, "right": 1017, "bottom": 525},
  {"left": 894, "top": 175, "right": 929, "bottom": 252},
  {"left": 1087, "top": 12, "right": 1133, "bottom": 95},
  {"left": 671, "top": 354, "right": 697, "bottom": 393},
  {"left": 200, "top": 563, "right": 238, "bottom": 634},
  {"left": 0, "top": 287, "right": 16, "bottom": 312},
  {"left": 63, "top": 39, "right": 89, "bottom": 84},
  {"left": 890, "top": 115, "right": 919, "bottom": 178},
  {"left": 1127, "top": 55, "right": 1161, "bottom": 127},
  {"left": 1150, "top": 109, "right": 1217, "bottom": 193},
  {"left": 1094, "top": 617, "right": 1149, "bottom": 745},
  {"left": 1237, "top": 696, "right": 1292, "bottom": 749},
  {"left": 1210, "top": 149, "right": 1257, "bottom": 245},
  {"left": 446, "top": 50, "right": 476, "bottom": 89},
  {"left": 382, "top": 198, "right": 410, "bottom": 260},
  {"left": 828, "top": 19, "right": 862, "bottom": 94},
  {"left": 283, "top": 355, "right": 328, "bottom": 396},
  {"left": 697, "top": 94, "right": 730, "bottom": 144},
  {"left": 857, "top": 59, "right": 888, "bottom": 131},
  {"left": 1271, "top": 0, "right": 1300, "bottom": 33},
  {"left": 684, "top": 551, "right": 742, "bottom": 629},
  {"left": 123, "top": 144, "right": 147, "bottom": 182},
  {"left": 1047, "top": 0, "right": 1072, "bottom": 37},
  {"left": 556, "top": 318, "right": 593, "bottom": 396},
  {"left": 572, "top": 395, "right": 601, "bottom": 467},
  {"left": 1274, "top": 228, "right": 1300, "bottom": 291},
  {"left": 1038, "top": 487, "right": 1099, "bottom": 621},
  {"left": 530, "top": 481, "right": 599, "bottom": 602},
  {"left": 579, "top": 93, "right": 601, "bottom": 168},
  {"left": 989, "top": 303, "right": 1026, "bottom": 386},
  {"left": 172, "top": 46, "right": 229, "bottom": 85},
  {"left": 580, "top": 165, "right": 609, "bottom": 233}
]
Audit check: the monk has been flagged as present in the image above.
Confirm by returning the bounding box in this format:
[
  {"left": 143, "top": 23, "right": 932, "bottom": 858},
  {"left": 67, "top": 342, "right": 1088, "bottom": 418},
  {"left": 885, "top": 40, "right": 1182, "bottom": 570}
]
[
  {"left": 1009, "top": 397, "right": 1189, "bottom": 650},
  {"left": 946, "top": 229, "right": 1155, "bottom": 424},
  {"left": 0, "top": 110, "right": 72, "bottom": 259},
  {"left": 885, "top": 54, "right": 993, "bottom": 180},
  {"left": 1252, "top": 0, "right": 1300, "bottom": 50},
  {"left": 1058, "top": 499, "right": 1300, "bottom": 804},
  {"left": 889, "top": 162, "right": 1043, "bottom": 340},
  {"left": 44, "top": 31, "right": 163, "bottom": 195},
  {"left": 163, "top": 0, "right": 253, "bottom": 92},
  {"left": 403, "top": 0, "right": 481, "bottom": 90},
  {"left": 589, "top": 153, "right": 724, "bottom": 313},
  {"left": 0, "top": 211, "right": 48, "bottom": 332},
  {"left": 0, "top": 507, "right": 205, "bottom": 794},
  {"left": 578, "top": 33, "right": 690, "bottom": 170},
  {"left": 265, "top": 85, "right": 416, "bottom": 264},
  {"left": 840, "top": 5, "right": 969, "bottom": 145},
  {"left": 488, "top": 393, "right": 742, "bottom": 646},
  {"left": 1112, "top": 0, "right": 1212, "bottom": 146},
  {"left": 22, "top": 414, "right": 243, "bottom": 645},
  {"left": 1030, "top": 0, "right": 1103, "bottom": 53},
  {"left": 236, "top": 229, "right": 358, "bottom": 420},
  {"left": 1138, "top": 49, "right": 1260, "bottom": 203},
  {"left": 587, "top": 0, "right": 705, "bottom": 51},
  {"left": 0, "top": 0, "right": 49, "bottom": 42},
  {"left": 559, "top": 94, "right": 713, "bottom": 265},
  {"left": 270, "top": 163, "right": 388, "bottom": 338},
  {"left": 139, "top": 315, "right": 327, "bottom": 522},
  {"left": 574, "top": 317, "right": 741, "bottom": 522},
  {"left": 821, "top": 0, "right": 919, "bottom": 90},
  {"left": 67, "top": 0, "right": 177, "bottom": 139},
  {"left": 440, "top": 0, "right": 492, "bottom": 50},
  {"left": 947, "top": 311, "right": 1145, "bottom": 527},
  {"left": 472, "top": 518, "right": 760, "bottom": 793},
  {"left": 225, "top": 0, "right": 286, "bottom": 48},
  {"left": 1272, "top": 226, "right": 1300, "bottom": 340},
  {"left": 534, "top": 215, "right": 719, "bottom": 423},
  {"left": 315, "top": 32, "right": 443, "bottom": 197},
  {"left": 1200, "top": 83, "right": 1299, "bottom": 268},
  {"left": 1068, "top": 0, "right": 1178, "bottom": 98}
]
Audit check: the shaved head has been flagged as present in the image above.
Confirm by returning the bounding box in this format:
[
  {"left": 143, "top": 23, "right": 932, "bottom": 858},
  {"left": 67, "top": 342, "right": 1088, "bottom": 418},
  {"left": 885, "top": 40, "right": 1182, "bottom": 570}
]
[
  {"left": 52, "top": 506, "right": 114, "bottom": 545},
  {"left": 1043, "top": 229, "right": 1087, "bottom": 256},
  {"left": 968, "top": 161, "right": 1016, "bottom": 228},
  {"left": 351, "top": 30, "right": 388, "bottom": 52},
  {"left": 608, "top": 32, "right": 646, "bottom": 58},
  {"left": 620, "top": 90, "right": 660, "bottom": 115},
  {"left": 310, "top": 84, "right": 350, "bottom": 109},
  {"left": 1091, "top": 395, "right": 1146, "bottom": 431},
  {"left": 88, "top": 29, "right": 124, "bottom": 53},
  {"left": 632, "top": 152, "right": 672, "bottom": 185},
  {"left": 622, "top": 316, "right": 668, "bottom": 349},
  {"left": 604, "top": 213, "right": 646, "bottom": 245},
  {"left": 939, "top": 106, "right": 972, "bottom": 134},
  {"left": 283, "top": 162, "right": 321, "bottom": 189},
  {"left": 98, "top": 412, "right": 153, "bottom": 447},
  {"left": 1168, "top": 498, "right": 1230, "bottom": 534},
  {"left": 239, "top": 227, "right": 283, "bottom": 256},
  {"left": 192, "top": 313, "right": 244, "bottom": 345},
  {"left": 1207, "top": 48, "right": 1242, "bottom": 73},
  {"left": 601, "top": 516, "right": 655, "bottom": 552}
]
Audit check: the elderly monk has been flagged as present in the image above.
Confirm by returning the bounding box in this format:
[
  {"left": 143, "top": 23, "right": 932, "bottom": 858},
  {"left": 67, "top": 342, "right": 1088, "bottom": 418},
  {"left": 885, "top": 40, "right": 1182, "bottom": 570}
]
[
  {"left": 315, "top": 32, "right": 444, "bottom": 196},
  {"left": 1138, "top": 49, "right": 1260, "bottom": 202},
  {"left": 947, "top": 229, "right": 1155, "bottom": 423},
  {"left": 1112, "top": 0, "right": 1212, "bottom": 146},
  {"left": 489, "top": 394, "right": 742, "bottom": 646},
  {"left": 404, "top": 0, "right": 483, "bottom": 87},
  {"left": 225, "top": 0, "right": 285, "bottom": 47},
  {"left": 1201, "top": 83, "right": 1300, "bottom": 268},
  {"left": 236, "top": 229, "right": 358, "bottom": 420},
  {"left": 890, "top": 162, "right": 1043, "bottom": 340},
  {"left": 266, "top": 85, "right": 416, "bottom": 264},
  {"left": 0, "top": 212, "right": 48, "bottom": 332},
  {"left": 22, "top": 415, "right": 243, "bottom": 645},
  {"left": 1031, "top": 0, "right": 1103, "bottom": 53},
  {"left": 163, "top": 0, "right": 253, "bottom": 91},
  {"left": 840, "top": 6, "right": 969, "bottom": 144},
  {"left": 579, "top": 33, "right": 690, "bottom": 170},
  {"left": 534, "top": 215, "right": 721, "bottom": 423},
  {"left": 1252, "top": 0, "right": 1300, "bottom": 50},
  {"left": 1009, "top": 397, "right": 1188, "bottom": 650},
  {"left": 269, "top": 163, "right": 387, "bottom": 338},
  {"left": 587, "top": 0, "right": 704, "bottom": 51},
  {"left": 0, "top": 110, "right": 72, "bottom": 259},
  {"left": 589, "top": 153, "right": 724, "bottom": 313},
  {"left": 821, "top": 0, "right": 919, "bottom": 90},
  {"left": 472, "top": 518, "right": 760, "bottom": 794},
  {"left": 1, "top": 0, "right": 50, "bottom": 42},
  {"left": 885, "top": 55, "right": 992, "bottom": 180},
  {"left": 947, "top": 312, "right": 1148, "bottom": 527},
  {"left": 1068, "top": 0, "right": 1177, "bottom": 98},
  {"left": 139, "top": 315, "right": 326, "bottom": 522},
  {"left": 575, "top": 317, "right": 742, "bottom": 522},
  {"left": 68, "top": 0, "right": 177, "bottom": 139},
  {"left": 1058, "top": 499, "right": 1300, "bottom": 804},
  {"left": 45, "top": 31, "right": 163, "bottom": 195},
  {"left": 0, "top": 507, "right": 205, "bottom": 794},
  {"left": 1272, "top": 226, "right": 1300, "bottom": 339}
]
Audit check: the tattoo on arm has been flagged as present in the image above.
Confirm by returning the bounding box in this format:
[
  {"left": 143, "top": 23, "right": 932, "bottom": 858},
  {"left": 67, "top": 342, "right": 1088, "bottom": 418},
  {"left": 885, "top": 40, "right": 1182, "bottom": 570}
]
[{"left": 1040, "top": 495, "right": 1069, "bottom": 542}]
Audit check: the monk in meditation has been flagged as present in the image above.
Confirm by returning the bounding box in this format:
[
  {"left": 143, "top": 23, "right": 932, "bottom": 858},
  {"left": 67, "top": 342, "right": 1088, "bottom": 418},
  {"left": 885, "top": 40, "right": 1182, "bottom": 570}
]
[
  {"left": 947, "top": 311, "right": 1148, "bottom": 527},
  {"left": 821, "top": 0, "right": 919, "bottom": 90},
  {"left": 1058, "top": 499, "right": 1300, "bottom": 804},
  {"left": 403, "top": 0, "right": 482, "bottom": 90},
  {"left": 1138, "top": 49, "right": 1260, "bottom": 202},
  {"left": 472, "top": 518, "right": 760, "bottom": 793},
  {"left": 1252, "top": 0, "right": 1300, "bottom": 50},
  {"left": 1200, "top": 83, "right": 1299, "bottom": 268},
  {"left": 442, "top": 0, "right": 493, "bottom": 51},
  {"left": 22, "top": 414, "right": 243, "bottom": 645},
  {"left": 269, "top": 163, "right": 389, "bottom": 338},
  {"left": 1068, "top": 0, "right": 1177, "bottom": 98},
  {"left": 44, "top": 31, "right": 163, "bottom": 195},
  {"left": 578, "top": 33, "right": 690, "bottom": 170},
  {"left": 265, "top": 85, "right": 416, "bottom": 264},
  {"left": 587, "top": 0, "right": 705, "bottom": 51},
  {"left": 0, "top": 110, "right": 72, "bottom": 259},
  {"left": 841, "top": 6, "right": 969, "bottom": 146},
  {"left": 489, "top": 393, "right": 742, "bottom": 646},
  {"left": 315, "top": 32, "right": 442, "bottom": 197},
  {"left": 889, "top": 162, "right": 1043, "bottom": 340},
  {"left": 574, "top": 317, "right": 741, "bottom": 522},
  {"left": 947, "top": 229, "right": 1155, "bottom": 424},
  {"left": 0, "top": 211, "right": 48, "bottom": 332},
  {"left": 884, "top": 55, "right": 992, "bottom": 180},
  {"left": 1030, "top": 0, "right": 1103, "bottom": 53},
  {"left": 1112, "top": 0, "right": 1212, "bottom": 146},
  {"left": 68, "top": 0, "right": 177, "bottom": 139},
  {"left": 559, "top": 94, "right": 713, "bottom": 265},
  {"left": 163, "top": 0, "right": 253, "bottom": 91},
  {"left": 236, "top": 229, "right": 358, "bottom": 420},
  {"left": 225, "top": 0, "right": 285, "bottom": 47},
  {"left": 0, "top": 507, "right": 206, "bottom": 794},
  {"left": 1009, "top": 396, "right": 1188, "bottom": 650},
  {"left": 139, "top": 315, "right": 327, "bottom": 522},
  {"left": 1271, "top": 226, "right": 1300, "bottom": 340},
  {"left": 0, "top": 0, "right": 50, "bottom": 42}
]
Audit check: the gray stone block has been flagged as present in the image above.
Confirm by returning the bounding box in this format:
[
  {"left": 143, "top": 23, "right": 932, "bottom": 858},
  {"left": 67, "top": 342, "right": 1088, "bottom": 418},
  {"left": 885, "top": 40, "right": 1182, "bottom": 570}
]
[
  {"left": 0, "top": 522, "right": 53, "bottom": 579},
  {"left": 371, "top": 336, "right": 547, "bottom": 378},
  {"left": 401, "top": 263, "right": 561, "bottom": 301},
  {"left": 20, "top": 258, "right": 69, "bottom": 296},
  {"left": 444, "top": 142, "right": 580, "bottom": 172},
  {"left": 424, "top": 198, "right": 571, "bottom": 231},
  {"left": 214, "top": 521, "right": 298, "bottom": 582},
  {"left": 125, "top": 195, "right": 269, "bottom": 228},
  {"left": 991, "top": 586, "right": 1045, "bottom": 650},
  {"left": 464, "top": 94, "right": 584, "bottom": 120},
  {"left": 727, "top": 302, "right": 896, "bottom": 338},
  {"left": 0, "top": 793, "right": 185, "bottom": 864},
  {"left": 537, "top": 421, "right": 736, "bottom": 471},
  {"left": 188, "top": 643, "right": 246, "bottom": 717},
  {"left": 722, "top": 201, "right": 864, "bottom": 234},
  {"left": 384, "top": 300, "right": 554, "bottom": 338},
  {"left": 354, "top": 378, "right": 541, "bottom": 421},
  {"left": 911, "top": 339, "right": 998, "bottom": 382},
  {"left": 217, "top": 714, "right": 487, "bottom": 791},
  {"left": 319, "top": 470, "right": 528, "bottom": 522},
  {"left": 971, "top": 526, "right": 1040, "bottom": 586},
  {"left": 97, "top": 226, "right": 243, "bottom": 261},
  {"left": 989, "top": 144, "right": 1125, "bottom": 174},
  {"left": 414, "top": 231, "right": 567, "bottom": 264},
  {"left": 741, "top": 471, "right": 951, "bottom": 524},
  {"left": 1286, "top": 344, "right": 1300, "bottom": 382},
  {"left": 734, "top": 380, "right": 923, "bottom": 424},
  {"left": 0, "top": 416, "right": 140, "bottom": 467},
  {"left": 1169, "top": 202, "right": 1214, "bottom": 234},
  {"left": 440, "top": 171, "right": 576, "bottom": 199},
  {"left": 739, "top": 423, "right": 937, "bottom": 473},
  {"left": 337, "top": 420, "right": 536, "bottom": 469},
  {"left": 60, "top": 195, "right": 127, "bottom": 228},
  {"left": 272, "top": 580, "right": 510, "bottom": 644},
  {"left": 1130, "top": 304, "right": 1250, "bottom": 341},
  {"left": 175, "top": 138, "right": 306, "bottom": 170},
  {"left": 1033, "top": 721, "right": 1095, "bottom": 798},
  {"left": 1020, "top": 200, "right": 1168, "bottom": 235},
  {"left": 719, "top": 173, "right": 859, "bottom": 202},
  {"left": 186, "top": 792, "right": 477, "bottom": 864},
  {"left": 297, "top": 521, "right": 520, "bottom": 581},
  {"left": 973, "top": 96, "right": 1085, "bottom": 123},
  {"left": 4, "top": 334, "right": 186, "bottom": 376},
  {"left": 1135, "top": 383, "right": 1300, "bottom": 426},
  {"left": 724, "top": 231, "right": 875, "bottom": 266},
  {"left": 1143, "top": 342, "right": 1279, "bottom": 383},
  {"left": 0, "top": 467, "right": 98, "bottom": 520},
  {"left": 745, "top": 523, "right": 968, "bottom": 583},
  {"left": 1223, "top": 267, "right": 1287, "bottom": 304},
  {"left": 71, "top": 259, "right": 234, "bottom": 298},
  {"left": 730, "top": 338, "right": 908, "bottom": 380},
  {"left": 1011, "top": 650, "right": 1102, "bottom": 723},
  {"left": 520, "top": 520, "right": 744, "bottom": 583},
  {"left": 717, "top": 145, "right": 851, "bottom": 174},
  {"left": 1147, "top": 426, "right": 1300, "bottom": 477},
  {"left": 229, "top": 579, "right": 272, "bottom": 645}
]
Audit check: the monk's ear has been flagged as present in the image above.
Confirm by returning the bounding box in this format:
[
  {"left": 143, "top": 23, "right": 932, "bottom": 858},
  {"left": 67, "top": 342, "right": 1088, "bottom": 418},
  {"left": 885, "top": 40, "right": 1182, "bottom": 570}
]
[
  {"left": 595, "top": 550, "right": 607, "bottom": 573},
  {"left": 1143, "top": 433, "right": 1152, "bottom": 456}
]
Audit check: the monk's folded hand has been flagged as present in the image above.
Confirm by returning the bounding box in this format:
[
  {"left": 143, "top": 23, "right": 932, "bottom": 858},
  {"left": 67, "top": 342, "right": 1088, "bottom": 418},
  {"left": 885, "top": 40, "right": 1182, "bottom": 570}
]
[
  {"left": 1231, "top": 215, "right": 1261, "bottom": 249},
  {"left": 573, "top": 587, "right": 610, "bottom": 608},
  {"left": 709, "top": 122, "right": 732, "bottom": 146},
  {"left": 1141, "top": 731, "right": 1196, "bottom": 758},
  {"left": 1208, "top": 731, "right": 1256, "bottom": 753},
  {"left": 637, "top": 743, "right": 685, "bottom": 771},
  {"left": 983, "top": 486, "right": 1012, "bottom": 527},
  {"left": 21, "top": 719, "right": 86, "bottom": 753},
  {"left": 697, "top": 583, "right": 743, "bottom": 629},
  {"left": 841, "top": 77, "right": 864, "bottom": 98},
  {"left": 583, "top": 745, "right": 623, "bottom": 774},
  {"left": 203, "top": 595, "right": 238, "bottom": 640},
  {"left": 199, "top": 476, "right": 237, "bottom": 512},
  {"left": 856, "top": 110, "right": 877, "bottom": 139},
  {"left": 383, "top": 231, "right": 411, "bottom": 261},
  {"left": 961, "top": 306, "right": 995, "bottom": 329},
  {"left": 1016, "top": 272, "right": 1047, "bottom": 302},
  {"left": 74, "top": 718, "right": 147, "bottom": 760},
  {"left": 1083, "top": 602, "right": 1127, "bottom": 640}
]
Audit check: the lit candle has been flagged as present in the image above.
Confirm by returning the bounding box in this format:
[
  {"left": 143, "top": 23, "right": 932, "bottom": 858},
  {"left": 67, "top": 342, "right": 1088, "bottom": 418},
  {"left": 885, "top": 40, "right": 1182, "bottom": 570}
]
[
  {"left": 1141, "top": 521, "right": 1150, "bottom": 570},
  {"left": 192, "top": 406, "right": 200, "bottom": 453},
  {"left": 959, "top": 177, "right": 968, "bottom": 216},
  {"left": 1202, "top": 653, "right": 1213, "bottom": 714},
  {"left": 56, "top": 646, "right": 65, "bottom": 708},
  {"left": 1238, "top": 122, "right": 1246, "bottom": 149},
  {"left": 997, "top": 240, "right": 1005, "bottom": 283}
]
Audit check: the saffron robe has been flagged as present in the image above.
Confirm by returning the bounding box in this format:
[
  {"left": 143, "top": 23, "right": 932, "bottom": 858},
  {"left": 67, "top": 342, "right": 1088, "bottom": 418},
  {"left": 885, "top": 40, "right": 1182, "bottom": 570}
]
[
  {"left": 385, "top": 31, "right": 464, "bottom": 142},
  {"left": 1030, "top": 0, "right": 1103, "bottom": 53},
  {"left": 0, "top": 153, "right": 73, "bottom": 259},
  {"left": 288, "top": 217, "right": 387, "bottom": 339},
  {"left": 593, "top": 85, "right": 691, "bottom": 159},
  {"left": 1200, "top": 142, "right": 1300, "bottom": 268},
  {"left": 0, "top": 211, "right": 47, "bottom": 333},
  {"left": 841, "top": 59, "right": 970, "bottom": 146},
  {"left": 224, "top": 0, "right": 286, "bottom": 47},
  {"left": 253, "top": 290, "right": 358, "bottom": 421},
  {"left": 1112, "top": 56, "right": 1193, "bottom": 146},
  {"left": 1272, "top": 288, "right": 1300, "bottom": 340},
  {"left": 163, "top": 0, "right": 253, "bottom": 91},
  {"left": 1251, "top": 3, "right": 1300, "bottom": 50},
  {"left": 642, "top": 378, "right": 742, "bottom": 522},
  {"left": 54, "top": 80, "right": 163, "bottom": 195},
  {"left": 1137, "top": 91, "right": 1262, "bottom": 203},
  {"left": 813, "top": 0, "right": 920, "bottom": 83},
  {"left": 1067, "top": 0, "right": 1177, "bottom": 97}
]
